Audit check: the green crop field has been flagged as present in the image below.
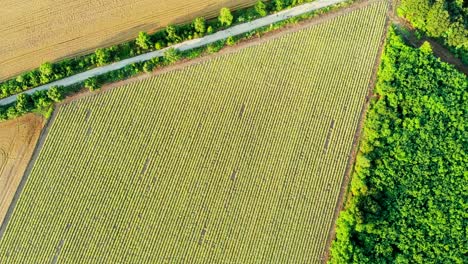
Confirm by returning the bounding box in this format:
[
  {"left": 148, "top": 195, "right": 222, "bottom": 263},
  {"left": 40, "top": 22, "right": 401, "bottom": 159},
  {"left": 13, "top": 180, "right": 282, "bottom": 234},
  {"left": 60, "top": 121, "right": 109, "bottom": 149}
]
[{"left": 0, "top": 1, "right": 388, "bottom": 263}]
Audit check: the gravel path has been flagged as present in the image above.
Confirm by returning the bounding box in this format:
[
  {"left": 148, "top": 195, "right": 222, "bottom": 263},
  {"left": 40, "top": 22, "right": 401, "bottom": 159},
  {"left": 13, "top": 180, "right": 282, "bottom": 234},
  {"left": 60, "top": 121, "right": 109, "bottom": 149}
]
[{"left": 0, "top": 0, "right": 346, "bottom": 106}]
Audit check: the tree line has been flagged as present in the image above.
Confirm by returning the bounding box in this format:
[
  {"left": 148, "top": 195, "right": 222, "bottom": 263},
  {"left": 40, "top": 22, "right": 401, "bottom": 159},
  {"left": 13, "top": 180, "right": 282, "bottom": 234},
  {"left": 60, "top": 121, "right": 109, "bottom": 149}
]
[
  {"left": 330, "top": 27, "right": 468, "bottom": 263},
  {"left": 0, "top": 0, "right": 313, "bottom": 100},
  {"left": 0, "top": 0, "right": 343, "bottom": 121}
]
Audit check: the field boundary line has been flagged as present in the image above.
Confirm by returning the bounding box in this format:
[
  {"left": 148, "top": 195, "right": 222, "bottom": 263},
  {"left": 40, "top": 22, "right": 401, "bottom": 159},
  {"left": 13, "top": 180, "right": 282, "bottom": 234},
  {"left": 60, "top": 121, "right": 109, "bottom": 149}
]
[
  {"left": 321, "top": 1, "right": 392, "bottom": 262},
  {"left": 0, "top": 0, "right": 346, "bottom": 106},
  {"left": 0, "top": 110, "right": 58, "bottom": 241}
]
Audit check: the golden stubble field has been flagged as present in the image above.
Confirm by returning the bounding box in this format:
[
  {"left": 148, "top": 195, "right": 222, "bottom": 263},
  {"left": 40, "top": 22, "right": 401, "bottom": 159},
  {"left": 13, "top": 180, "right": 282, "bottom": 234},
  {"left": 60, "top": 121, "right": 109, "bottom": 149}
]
[
  {"left": 0, "top": 114, "right": 43, "bottom": 225},
  {"left": 0, "top": 0, "right": 255, "bottom": 81}
]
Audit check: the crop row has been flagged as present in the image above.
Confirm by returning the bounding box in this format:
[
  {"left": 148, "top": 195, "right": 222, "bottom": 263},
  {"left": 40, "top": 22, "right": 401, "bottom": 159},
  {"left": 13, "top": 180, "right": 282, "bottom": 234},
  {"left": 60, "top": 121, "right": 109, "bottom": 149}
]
[{"left": 0, "top": 2, "right": 388, "bottom": 263}]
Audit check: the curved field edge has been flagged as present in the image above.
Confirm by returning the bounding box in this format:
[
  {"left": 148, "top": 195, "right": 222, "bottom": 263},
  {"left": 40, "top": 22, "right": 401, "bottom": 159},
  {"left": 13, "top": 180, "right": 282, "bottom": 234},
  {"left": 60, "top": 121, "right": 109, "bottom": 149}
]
[
  {"left": 329, "top": 27, "right": 468, "bottom": 263},
  {"left": 0, "top": 2, "right": 388, "bottom": 263},
  {"left": 0, "top": 115, "right": 44, "bottom": 232}
]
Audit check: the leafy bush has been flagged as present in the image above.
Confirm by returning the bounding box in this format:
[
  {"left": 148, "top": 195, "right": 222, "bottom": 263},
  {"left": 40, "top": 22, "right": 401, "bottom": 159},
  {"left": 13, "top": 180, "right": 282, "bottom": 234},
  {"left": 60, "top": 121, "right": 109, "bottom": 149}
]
[
  {"left": 219, "top": 8, "right": 234, "bottom": 26},
  {"left": 84, "top": 77, "right": 99, "bottom": 91},
  {"left": 163, "top": 48, "right": 181, "bottom": 64}
]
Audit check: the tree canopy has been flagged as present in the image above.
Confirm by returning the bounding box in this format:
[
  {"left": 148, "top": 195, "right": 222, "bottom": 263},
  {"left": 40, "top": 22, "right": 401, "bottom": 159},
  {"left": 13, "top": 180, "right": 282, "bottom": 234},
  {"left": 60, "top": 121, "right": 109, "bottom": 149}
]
[
  {"left": 330, "top": 27, "right": 468, "bottom": 264},
  {"left": 219, "top": 7, "right": 234, "bottom": 26},
  {"left": 398, "top": 0, "right": 468, "bottom": 64}
]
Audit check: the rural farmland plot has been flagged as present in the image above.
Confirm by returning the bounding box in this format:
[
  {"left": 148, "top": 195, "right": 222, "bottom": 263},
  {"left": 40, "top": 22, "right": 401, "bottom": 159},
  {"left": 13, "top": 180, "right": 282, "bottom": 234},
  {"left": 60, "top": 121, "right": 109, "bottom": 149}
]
[
  {"left": 0, "top": 0, "right": 257, "bottom": 80},
  {"left": 0, "top": 2, "right": 388, "bottom": 263}
]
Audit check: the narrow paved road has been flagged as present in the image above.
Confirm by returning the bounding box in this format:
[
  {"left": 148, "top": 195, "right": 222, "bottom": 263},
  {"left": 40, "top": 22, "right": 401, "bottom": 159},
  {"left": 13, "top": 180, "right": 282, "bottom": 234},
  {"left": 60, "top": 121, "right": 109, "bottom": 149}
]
[{"left": 0, "top": 0, "right": 345, "bottom": 106}]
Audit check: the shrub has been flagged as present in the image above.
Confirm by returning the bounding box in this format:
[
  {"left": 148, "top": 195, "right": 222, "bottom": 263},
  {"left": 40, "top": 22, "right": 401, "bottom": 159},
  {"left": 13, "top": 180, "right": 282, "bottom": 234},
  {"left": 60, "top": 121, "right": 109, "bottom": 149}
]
[
  {"left": 84, "top": 77, "right": 99, "bottom": 91},
  {"left": 219, "top": 8, "right": 234, "bottom": 26},
  {"left": 136, "top": 32, "right": 152, "bottom": 50},
  {"left": 163, "top": 48, "right": 181, "bottom": 64},
  {"left": 255, "top": 1, "right": 268, "bottom": 17},
  {"left": 193, "top": 17, "right": 206, "bottom": 35},
  {"left": 47, "top": 86, "right": 64, "bottom": 102}
]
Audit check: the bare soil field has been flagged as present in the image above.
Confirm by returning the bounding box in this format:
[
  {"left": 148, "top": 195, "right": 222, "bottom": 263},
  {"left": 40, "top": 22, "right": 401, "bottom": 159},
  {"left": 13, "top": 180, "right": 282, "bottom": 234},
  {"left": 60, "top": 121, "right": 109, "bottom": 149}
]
[
  {"left": 0, "top": 0, "right": 255, "bottom": 81},
  {"left": 0, "top": 114, "right": 43, "bottom": 226}
]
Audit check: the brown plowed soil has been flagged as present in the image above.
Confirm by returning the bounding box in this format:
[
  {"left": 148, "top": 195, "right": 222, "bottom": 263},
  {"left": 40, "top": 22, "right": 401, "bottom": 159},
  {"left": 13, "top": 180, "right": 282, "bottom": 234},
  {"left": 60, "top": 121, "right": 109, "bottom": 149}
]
[{"left": 0, "top": 114, "right": 44, "bottom": 225}]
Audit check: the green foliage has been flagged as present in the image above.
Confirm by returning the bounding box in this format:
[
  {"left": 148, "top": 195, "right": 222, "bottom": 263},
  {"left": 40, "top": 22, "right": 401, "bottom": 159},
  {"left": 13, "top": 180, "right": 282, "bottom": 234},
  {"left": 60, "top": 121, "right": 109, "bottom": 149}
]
[
  {"left": 425, "top": 0, "right": 450, "bottom": 38},
  {"left": 15, "top": 93, "right": 34, "bottom": 113},
  {"left": 274, "top": 0, "right": 285, "bottom": 11},
  {"left": 226, "top": 36, "right": 236, "bottom": 46},
  {"left": 447, "top": 20, "right": 468, "bottom": 48},
  {"left": 206, "top": 26, "right": 214, "bottom": 34},
  {"left": 39, "top": 62, "right": 54, "bottom": 84},
  {"left": 95, "top": 48, "right": 111, "bottom": 66},
  {"left": 39, "top": 62, "right": 53, "bottom": 77},
  {"left": 154, "top": 41, "right": 164, "bottom": 50},
  {"left": 207, "top": 40, "right": 225, "bottom": 53},
  {"left": 166, "top": 25, "right": 182, "bottom": 44},
  {"left": 136, "top": 31, "right": 152, "bottom": 50},
  {"left": 419, "top": 41, "right": 433, "bottom": 54},
  {"left": 163, "top": 48, "right": 181, "bottom": 63},
  {"left": 398, "top": 0, "right": 468, "bottom": 64},
  {"left": 47, "top": 86, "right": 64, "bottom": 102},
  {"left": 193, "top": 17, "right": 206, "bottom": 35},
  {"left": 219, "top": 7, "right": 233, "bottom": 26},
  {"left": 6, "top": 106, "right": 19, "bottom": 119},
  {"left": 331, "top": 27, "right": 468, "bottom": 264},
  {"left": 31, "top": 90, "right": 54, "bottom": 116},
  {"left": 84, "top": 77, "right": 99, "bottom": 91},
  {"left": 255, "top": 1, "right": 268, "bottom": 17}
]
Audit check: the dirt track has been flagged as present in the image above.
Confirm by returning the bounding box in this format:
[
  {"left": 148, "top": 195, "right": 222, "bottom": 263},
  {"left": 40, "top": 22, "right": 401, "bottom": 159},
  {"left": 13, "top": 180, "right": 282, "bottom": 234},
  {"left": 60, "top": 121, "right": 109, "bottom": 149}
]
[{"left": 0, "top": 0, "right": 346, "bottom": 106}]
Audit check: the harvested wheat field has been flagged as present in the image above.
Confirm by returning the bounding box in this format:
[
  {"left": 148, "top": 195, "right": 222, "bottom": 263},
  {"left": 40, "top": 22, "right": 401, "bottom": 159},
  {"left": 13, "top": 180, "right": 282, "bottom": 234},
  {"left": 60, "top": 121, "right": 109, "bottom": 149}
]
[
  {"left": 0, "top": 0, "right": 255, "bottom": 81},
  {"left": 0, "top": 1, "right": 388, "bottom": 262},
  {"left": 0, "top": 114, "right": 43, "bottom": 226}
]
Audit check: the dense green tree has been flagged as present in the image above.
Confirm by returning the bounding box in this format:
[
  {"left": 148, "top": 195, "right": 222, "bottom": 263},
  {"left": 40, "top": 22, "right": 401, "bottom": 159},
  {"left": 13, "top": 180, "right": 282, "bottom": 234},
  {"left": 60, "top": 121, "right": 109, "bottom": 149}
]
[
  {"left": 255, "top": 1, "right": 268, "bottom": 17},
  {"left": 84, "top": 77, "right": 99, "bottom": 91},
  {"left": 47, "top": 86, "right": 64, "bottom": 102},
  {"left": 226, "top": 36, "right": 236, "bottom": 46},
  {"left": 193, "top": 17, "right": 206, "bottom": 35},
  {"left": 15, "top": 93, "right": 34, "bottom": 113},
  {"left": 219, "top": 7, "right": 233, "bottom": 26},
  {"left": 330, "top": 27, "right": 468, "bottom": 264},
  {"left": 166, "top": 25, "right": 182, "bottom": 43},
  {"left": 6, "top": 106, "right": 19, "bottom": 119},
  {"left": 39, "top": 62, "right": 53, "bottom": 77},
  {"left": 447, "top": 20, "right": 468, "bottom": 47},
  {"left": 39, "top": 62, "right": 54, "bottom": 84},
  {"left": 154, "top": 41, "right": 164, "bottom": 50},
  {"left": 95, "top": 48, "right": 110, "bottom": 66},
  {"left": 163, "top": 48, "right": 181, "bottom": 63},
  {"left": 274, "top": 0, "right": 285, "bottom": 11},
  {"left": 425, "top": 0, "right": 450, "bottom": 37},
  {"left": 136, "top": 32, "right": 152, "bottom": 50},
  {"left": 398, "top": 0, "right": 468, "bottom": 64}
]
